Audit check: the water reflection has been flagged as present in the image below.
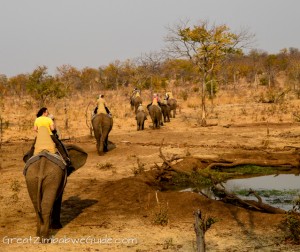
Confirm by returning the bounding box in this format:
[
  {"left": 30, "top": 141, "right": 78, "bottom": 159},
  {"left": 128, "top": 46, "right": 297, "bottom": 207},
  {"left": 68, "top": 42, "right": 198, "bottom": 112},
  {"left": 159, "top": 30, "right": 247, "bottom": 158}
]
[{"left": 224, "top": 174, "right": 300, "bottom": 211}]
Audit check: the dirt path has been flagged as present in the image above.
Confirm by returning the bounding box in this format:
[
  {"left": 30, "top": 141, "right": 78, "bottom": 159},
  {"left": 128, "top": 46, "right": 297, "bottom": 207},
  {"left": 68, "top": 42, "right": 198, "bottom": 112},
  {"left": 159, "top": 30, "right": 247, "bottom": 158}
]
[{"left": 1, "top": 98, "right": 300, "bottom": 251}]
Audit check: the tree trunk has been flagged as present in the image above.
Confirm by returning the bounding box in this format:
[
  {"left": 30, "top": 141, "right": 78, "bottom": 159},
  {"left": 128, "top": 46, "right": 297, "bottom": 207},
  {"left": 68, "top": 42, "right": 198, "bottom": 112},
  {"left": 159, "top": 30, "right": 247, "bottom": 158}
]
[
  {"left": 194, "top": 209, "right": 206, "bottom": 252},
  {"left": 201, "top": 73, "right": 207, "bottom": 126}
]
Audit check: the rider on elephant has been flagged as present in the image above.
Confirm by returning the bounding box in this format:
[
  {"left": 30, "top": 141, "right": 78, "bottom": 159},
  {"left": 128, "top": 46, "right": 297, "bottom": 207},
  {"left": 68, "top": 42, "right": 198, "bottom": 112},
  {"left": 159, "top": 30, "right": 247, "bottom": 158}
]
[
  {"left": 34, "top": 108, "right": 71, "bottom": 163},
  {"left": 137, "top": 103, "right": 147, "bottom": 119},
  {"left": 25, "top": 108, "right": 73, "bottom": 173},
  {"left": 94, "top": 94, "right": 112, "bottom": 117},
  {"left": 148, "top": 93, "right": 162, "bottom": 109},
  {"left": 165, "top": 91, "right": 174, "bottom": 100},
  {"left": 132, "top": 87, "right": 141, "bottom": 98},
  {"left": 137, "top": 103, "right": 145, "bottom": 112}
]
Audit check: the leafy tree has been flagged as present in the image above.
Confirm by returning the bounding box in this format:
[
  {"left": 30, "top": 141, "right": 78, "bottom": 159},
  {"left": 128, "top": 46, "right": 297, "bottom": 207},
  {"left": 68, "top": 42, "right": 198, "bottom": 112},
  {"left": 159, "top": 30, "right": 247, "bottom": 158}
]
[
  {"left": 136, "top": 51, "right": 165, "bottom": 91},
  {"left": 263, "top": 54, "right": 281, "bottom": 88},
  {"left": 102, "top": 61, "right": 122, "bottom": 90},
  {"left": 8, "top": 74, "right": 28, "bottom": 97},
  {"left": 56, "top": 65, "right": 81, "bottom": 93},
  {"left": 285, "top": 48, "right": 300, "bottom": 97},
  {"left": 80, "top": 67, "right": 100, "bottom": 93},
  {"left": 0, "top": 74, "right": 8, "bottom": 97},
  {"left": 26, "top": 66, "right": 65, "bottom": 106},
  {"left": 165, "top": 20, "right": 253, "bottom": 126}
]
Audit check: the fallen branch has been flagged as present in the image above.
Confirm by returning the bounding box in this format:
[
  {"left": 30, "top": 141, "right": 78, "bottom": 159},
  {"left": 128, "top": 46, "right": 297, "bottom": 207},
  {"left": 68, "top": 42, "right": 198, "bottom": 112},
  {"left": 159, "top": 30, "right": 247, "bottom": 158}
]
[{"left": 212, "top": 185, "right": 286, "bottom": 214}]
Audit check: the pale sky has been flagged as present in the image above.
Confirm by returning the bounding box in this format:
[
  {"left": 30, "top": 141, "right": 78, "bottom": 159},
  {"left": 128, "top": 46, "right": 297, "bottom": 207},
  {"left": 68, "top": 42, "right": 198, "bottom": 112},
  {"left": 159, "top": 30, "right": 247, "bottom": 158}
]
[{"left": 1, "top": 0, "right": 299, "bottom": 77}]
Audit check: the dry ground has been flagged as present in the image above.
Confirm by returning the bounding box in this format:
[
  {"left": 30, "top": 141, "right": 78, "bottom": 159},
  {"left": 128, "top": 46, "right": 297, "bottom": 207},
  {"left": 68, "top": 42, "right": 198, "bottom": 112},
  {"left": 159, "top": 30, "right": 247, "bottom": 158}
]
[{"left": 1, "top": 86, "right": 300, "bottom": 251}]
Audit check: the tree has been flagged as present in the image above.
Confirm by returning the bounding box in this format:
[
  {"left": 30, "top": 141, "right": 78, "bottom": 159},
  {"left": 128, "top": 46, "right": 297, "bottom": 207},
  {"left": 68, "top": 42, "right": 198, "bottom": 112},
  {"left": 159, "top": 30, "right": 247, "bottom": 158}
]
[
  {"left": 56, "top": 64, "right": 81, "bottom": 93},
  {"left": 8, "top": 74, "right": 28, "bottom": 97},
  {"left": 0, "top": 74, "right": 8, "bottom": 97},
  {"left": 165, "top": 20, "right": 253, "bottom": 126},
  {"left": 26, "top": 66, "right": 65, "bottom": 107},
  {"left": 80, "top": 67, "right": 100, "bottom": 93}
]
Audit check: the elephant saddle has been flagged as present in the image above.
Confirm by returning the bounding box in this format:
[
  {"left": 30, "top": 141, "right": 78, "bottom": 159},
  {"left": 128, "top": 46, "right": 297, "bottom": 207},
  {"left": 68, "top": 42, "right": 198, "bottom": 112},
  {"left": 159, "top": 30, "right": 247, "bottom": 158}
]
[{"left": 23, "top": 151, "right": 66, "bottom": 176}]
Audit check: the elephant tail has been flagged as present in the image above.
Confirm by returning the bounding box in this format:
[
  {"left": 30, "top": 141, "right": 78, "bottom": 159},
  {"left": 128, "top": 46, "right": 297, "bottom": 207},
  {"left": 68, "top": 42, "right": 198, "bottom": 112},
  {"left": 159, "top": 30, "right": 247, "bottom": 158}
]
[{"left": 37, "top": 157, "right": 46, "bottom": 224}]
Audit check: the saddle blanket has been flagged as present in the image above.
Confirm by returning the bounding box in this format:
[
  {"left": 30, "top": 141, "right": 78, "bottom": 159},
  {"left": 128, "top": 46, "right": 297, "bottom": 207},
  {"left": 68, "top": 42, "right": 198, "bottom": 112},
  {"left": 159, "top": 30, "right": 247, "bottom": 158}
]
[{"left": 23, "top": 151, "right": 66, "bottom": 176}]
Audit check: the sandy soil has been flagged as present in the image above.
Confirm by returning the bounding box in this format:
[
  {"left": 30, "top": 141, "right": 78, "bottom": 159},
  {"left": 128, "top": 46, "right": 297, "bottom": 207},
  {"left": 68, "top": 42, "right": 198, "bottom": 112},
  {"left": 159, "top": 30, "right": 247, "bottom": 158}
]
[{"left": 1, "top": 87, "right": 300, "bottom": 251}]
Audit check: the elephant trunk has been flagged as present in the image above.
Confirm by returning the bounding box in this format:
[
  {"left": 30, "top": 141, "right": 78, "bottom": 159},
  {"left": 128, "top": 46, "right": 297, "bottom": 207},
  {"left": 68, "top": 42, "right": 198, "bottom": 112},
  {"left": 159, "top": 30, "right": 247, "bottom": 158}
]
[{"left": 37, "top": 157, "right": 46, "bottom": 224}]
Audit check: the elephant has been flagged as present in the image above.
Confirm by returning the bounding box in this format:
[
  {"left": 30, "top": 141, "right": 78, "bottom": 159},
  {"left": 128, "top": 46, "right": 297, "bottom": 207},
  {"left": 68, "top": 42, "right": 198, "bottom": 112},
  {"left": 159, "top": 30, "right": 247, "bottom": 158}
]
[
  {"left": 167, "top": 98, "right": 177, "bottom": 118},
  {"left": 147, "top": 104, "right": 162, "bottom": 129},
  {"left": 131, "top": 96, "right": 143, "bottom": 113},
  {"left": 136, "top": 110, "right": 147, "bottom": 130},
  {"left": 92, "top": 113, "right": 113, "bottom": 155},
  {"left": 24, "top": 144, "right": 88, "bottom": 243},
  {"left": 160, "top": 103, "right": 171, "bottom": 123}
]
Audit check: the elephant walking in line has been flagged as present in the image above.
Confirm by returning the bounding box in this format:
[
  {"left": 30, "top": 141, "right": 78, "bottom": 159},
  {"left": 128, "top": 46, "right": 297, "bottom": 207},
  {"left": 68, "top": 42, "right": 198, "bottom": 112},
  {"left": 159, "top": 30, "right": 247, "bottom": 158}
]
[
  {"left": 136, "top": 110, "right": 147, "bottom": 130},
  {"left": 131, "top": 96, "right": 143, "bottom": 113},
  {"left": 160, "top": 103, "right": 171, "bottom": 123},
  {"left": 147, "top": 104, "right": 162, "bottom": 129},
  {"left": 92, "top": 113, "right": 113, "bottom": 155},
  {"left": 24, "top": 145, "right": 88, "bottom": 242},
  {"left": 167, "top": 98, "right": 177, "bottom": 118}
]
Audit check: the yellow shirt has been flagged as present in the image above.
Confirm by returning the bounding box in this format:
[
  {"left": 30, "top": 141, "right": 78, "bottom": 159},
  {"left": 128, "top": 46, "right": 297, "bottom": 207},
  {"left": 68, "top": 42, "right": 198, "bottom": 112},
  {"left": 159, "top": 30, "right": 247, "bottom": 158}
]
[
  {"left": 152, "top": 97, "right": 158, "bottom": 106},
  {"left": 34, "top": 116, "right": 54, "bottom": 135},
  {"left": 97, "top": 97, "right": 107, "bottom": 114}
]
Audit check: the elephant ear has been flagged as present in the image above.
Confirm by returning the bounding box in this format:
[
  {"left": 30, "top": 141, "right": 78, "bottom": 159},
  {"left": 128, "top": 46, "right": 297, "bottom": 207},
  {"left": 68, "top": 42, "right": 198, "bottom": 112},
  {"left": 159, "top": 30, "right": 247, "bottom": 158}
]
[{"left": 66, "top": 144, "right": 88, "bottom": 170}]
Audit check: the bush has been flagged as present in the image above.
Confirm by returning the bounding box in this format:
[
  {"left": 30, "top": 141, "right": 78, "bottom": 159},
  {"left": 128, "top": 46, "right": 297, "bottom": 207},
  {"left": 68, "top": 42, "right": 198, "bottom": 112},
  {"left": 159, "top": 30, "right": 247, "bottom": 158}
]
[{"left": 279, "top": 197, "right": 300, "bottom": 244}]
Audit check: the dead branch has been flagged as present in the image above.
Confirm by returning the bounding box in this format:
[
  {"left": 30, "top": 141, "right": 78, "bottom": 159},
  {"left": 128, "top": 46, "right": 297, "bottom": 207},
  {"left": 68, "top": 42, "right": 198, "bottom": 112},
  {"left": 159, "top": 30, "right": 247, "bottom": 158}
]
[
  {"left": 212, "top": 185, "right": 286, "bottom": 214},
  {"left": 158, "top": 138, "right": 174, "bottom": 170},
  {"left": 247, "top": 189, "right": 262, "bottom": 204}
]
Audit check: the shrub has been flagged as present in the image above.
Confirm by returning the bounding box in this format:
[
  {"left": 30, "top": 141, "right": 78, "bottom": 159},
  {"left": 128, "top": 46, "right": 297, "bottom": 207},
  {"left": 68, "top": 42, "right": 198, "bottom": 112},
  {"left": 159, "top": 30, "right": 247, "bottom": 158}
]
[{"left": 279, "top": 197, "right": 300, "bottom": 244}]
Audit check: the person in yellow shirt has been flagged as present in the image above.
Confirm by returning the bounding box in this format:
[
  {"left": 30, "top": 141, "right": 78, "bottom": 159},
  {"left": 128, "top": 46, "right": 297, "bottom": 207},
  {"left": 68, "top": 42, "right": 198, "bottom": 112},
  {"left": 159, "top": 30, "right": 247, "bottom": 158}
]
[
  {"left": 33, "top": 107, "right": 71, "bottom": 165},
  {"left": 94, "top": 94, "right": 111, "bottom": 116}
]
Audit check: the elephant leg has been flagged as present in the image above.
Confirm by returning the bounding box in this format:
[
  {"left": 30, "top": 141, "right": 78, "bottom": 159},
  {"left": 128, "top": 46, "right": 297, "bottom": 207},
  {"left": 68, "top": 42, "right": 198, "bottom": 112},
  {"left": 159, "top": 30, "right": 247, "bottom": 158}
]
[
  {"left": 98, "top": 136, "right": 105, "bottom": 154},
  {"left": 36, "top": 214, "right": 41, "bottom": 237},
  {"left": 40, "top": 213, "right": 51, "bottom": 242},
  {"left": 51, "top": 193, "right": 63, "bottom": 229},
  {"left": 26, "top": 171, "right": 42, "bottom": 237},
  {"left": 40, "top": 169, "right": 64, "bottom": 240},
  {"left": 104, "top": 133, "right": 110, "bottom": 152}
]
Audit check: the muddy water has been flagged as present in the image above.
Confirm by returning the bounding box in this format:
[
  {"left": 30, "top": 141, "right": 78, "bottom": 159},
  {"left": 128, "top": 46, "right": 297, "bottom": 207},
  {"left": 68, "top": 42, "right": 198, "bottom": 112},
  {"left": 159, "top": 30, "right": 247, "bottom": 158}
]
[{"left": 224, "top": 174, "right": 300, "bottom": 211}]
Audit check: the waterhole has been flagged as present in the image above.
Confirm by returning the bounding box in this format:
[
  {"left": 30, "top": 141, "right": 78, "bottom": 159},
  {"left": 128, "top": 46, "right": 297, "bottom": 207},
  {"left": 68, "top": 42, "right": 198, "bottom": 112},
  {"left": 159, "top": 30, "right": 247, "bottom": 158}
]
[{"left": 223, "top": 174, "right": 300, "bottom": 211}]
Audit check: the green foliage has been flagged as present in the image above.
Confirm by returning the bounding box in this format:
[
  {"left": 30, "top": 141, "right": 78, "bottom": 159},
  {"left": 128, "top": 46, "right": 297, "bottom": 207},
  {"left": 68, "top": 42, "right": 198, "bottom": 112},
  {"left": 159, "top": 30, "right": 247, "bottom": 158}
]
[
  {"left": 8, "top": 74, "right": 28, "bottom": 96},
  {"left": 170, "top": 171, "right": 217, "bottom": 191},
  {"left": 223, "top": 165, "right": 277, "bottom": 175},
  {"left": 206, "top": 78, "right": 218, "bottom": 99},
  {"left": 152, "top": 202, "right": 169, "bottom": 226},
  {"left": 26, "top": 66, "right": 66, "bottom": 106},
  {"left": 259, "top": 75, "right": 268, "bottom": 86}
]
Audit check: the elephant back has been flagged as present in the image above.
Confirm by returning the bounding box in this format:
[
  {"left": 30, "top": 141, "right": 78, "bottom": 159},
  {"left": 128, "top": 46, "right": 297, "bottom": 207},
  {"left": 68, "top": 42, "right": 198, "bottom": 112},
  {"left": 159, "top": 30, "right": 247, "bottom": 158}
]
[
  {"left": 167, "top": 98, "right": 177, "bottom": 109},
  {"left": 92, "top": 113, "right": 113, "bottom": 127},
  {"left": 148, "top": 104, "right": 161, "bottom": 117},
  {"left": 133, "top": 96, "right": 142, "bottom": 111},
  {"left": 136, "top": 110, "right": 146, "bottom": 120}
]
